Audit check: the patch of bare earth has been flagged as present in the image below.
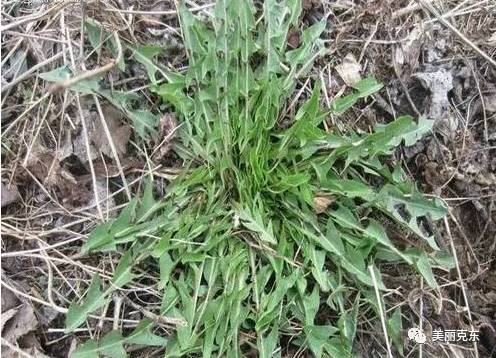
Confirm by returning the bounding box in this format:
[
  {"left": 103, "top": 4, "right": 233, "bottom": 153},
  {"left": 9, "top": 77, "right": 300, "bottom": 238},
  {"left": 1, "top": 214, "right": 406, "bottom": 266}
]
[{"left": 1, "top": 0, "right": 495, "bottom": 357}]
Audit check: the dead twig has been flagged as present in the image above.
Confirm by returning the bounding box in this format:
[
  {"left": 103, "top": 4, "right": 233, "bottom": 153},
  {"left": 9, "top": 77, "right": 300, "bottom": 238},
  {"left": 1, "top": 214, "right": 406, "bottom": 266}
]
[
  {"left": 121, "top": 294, "right": 187, "bottom": 327},
  {"left": 0, "top": 1, "right": 67, "bottom": 32},
  {"left": 418, "top": 0, "right": 496, "bottom": 68},
  {"left": 49, "top": 32, "right": 122, "bottom": 93},
  {"left": 443, "top": 216, "right": 479, "bottom": 358},
  {"left": 1, "top": 51, "right": 66, "bottom": 93},
  {"left": 103, "top": 3, "right": 214, "bottom": 16},
  {"left": 93, "top": 95, "right": 132, "bottom": 200}
]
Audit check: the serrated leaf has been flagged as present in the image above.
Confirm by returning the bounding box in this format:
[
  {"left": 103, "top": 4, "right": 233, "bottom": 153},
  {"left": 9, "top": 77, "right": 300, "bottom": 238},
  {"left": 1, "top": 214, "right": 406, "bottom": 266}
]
[
  {"left": 431, "top": 251, "right": 455, "bottom": 270},
  {"left": 288, "top": 219, "right": 344, "bottom": 258},
  {"left": 159, "top": 252, "right": 174, "bottom": 289},
  {"left": 66, "top": 275, "right": 107, "bottom": 331},
  {"left": 39, "top": 66, "right": 71, "bottom": 82},
  {"left": 73, "top": 321, "right": 166, "bottom": 358},
  {"left": 402, "top": 117, "right": 434, "bottom": 146},
  {"left": 387, "top": 307, "right": 404, "bottom": 355},
  {"left": 331, "top": 92, "right": 359, "bottom": 115},
  {"left": 137, "top": 181, "right": 162, "bottom": 221},
  {"left": 302, "top": 286, "right": 320, "bottom": 325},
  {"left": 329, "top": 205, "right": 362, "bottom": 231},
  {"left": 127, "top": 110, "right": 158, "bottom": 141},
  {"left": 331, "top": 77, "right": 382, "bottom": 115},
  {"left": 286, "top": 20, "right": 325, "bottom": 66},
  {"left": 365, "top": 220, "right": 413, "bottom": 264},
  {"left": 83, "top": 200, "right": 138, "bottom": 254},
  {"left": 309, "top": 248, "right": 331, "bottom": 292},
  {"left": 304, "top": 325, "right": 337, "bottom": 358},
  {"left": 73, "top": 340, "right": 99, "bottom": 358},
  {"left": 415, "top": 252, "right": 437, "bottom": 288},
  {"left": 257, "top": 324, "right": 279, "bottom": 358},
  {"left": 39, "top": 66, "right": 101, "bottom": 94},
  {"left": 235, "top": 206, "right": 277, "bottom": 245},
  {"left": 353, "top": 76, "right": 383, "bottom": 97},
  {"left": 263, "top": 0, "right": 292, "bottom": 74},
  {"left": 112, "top": 199, "right": 137, "bottom": 236},
  {"left": 338, "top": 295, "right": 359, "bottom": 351},
  {"left": 127, "top": 320, "right": 168, "bottom": 346},
  {"left": 99, "top": 90, "right": 139, "bottom": 111},
  {"left": 112, "top": 251, "right": 135, "bottom": 288},
  {"left": 82, "top": 23, "right": 125, "bottom": 72},
  {"left": 82, "top": 221, "right": 114, "bottom": 253},
  {"left": 99, "top": 331, "right": 127, "bottom": 358},
  {"left": 379, "top": 185, "right": 446, "bottom": 249},
  {"left": 323, "top": 179, "right": 374, "bottom": 198},
  {"left": 85, "top": 19, "right": 104, "bottom": 55},
  {"left": 256, "top": 271, "right": 299, "bottom": 332},
  {"left": 129, "top": 45, "right": 163, "bottom": 84}
]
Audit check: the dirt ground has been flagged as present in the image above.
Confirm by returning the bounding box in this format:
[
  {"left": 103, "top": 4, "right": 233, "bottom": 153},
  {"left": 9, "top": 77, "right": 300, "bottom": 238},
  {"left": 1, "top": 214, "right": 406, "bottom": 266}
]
[{"left": 1, "top": 0, "right": 495, "bottom": 357}]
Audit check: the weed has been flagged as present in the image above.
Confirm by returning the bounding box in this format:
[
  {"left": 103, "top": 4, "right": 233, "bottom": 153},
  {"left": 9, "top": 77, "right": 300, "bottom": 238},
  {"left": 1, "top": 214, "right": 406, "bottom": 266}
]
[{"left": 60, "top": 1, "right": 450, "bottom": 357}]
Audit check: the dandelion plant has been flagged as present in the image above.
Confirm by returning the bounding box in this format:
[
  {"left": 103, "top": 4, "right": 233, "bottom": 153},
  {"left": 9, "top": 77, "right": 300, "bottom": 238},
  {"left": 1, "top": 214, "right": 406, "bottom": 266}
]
[{"left": 68, "top": 1, "right": 448, "bottom": 357}]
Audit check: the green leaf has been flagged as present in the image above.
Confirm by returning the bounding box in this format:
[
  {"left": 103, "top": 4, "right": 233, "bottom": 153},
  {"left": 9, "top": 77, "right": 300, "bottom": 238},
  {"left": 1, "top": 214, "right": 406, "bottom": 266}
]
[
  {"left": 129, "top": 45, "right": 164, "bottom": 84},
  {"left": 263, "top": 0, "right": 295, "bottom": 74},
  {"left": 159, "top": 252, "right": 175, "bottom": 289},
  {"left": 127, "top": 110, "right": 158, "bottom": 141},
  {"left": 39, "top": 66, "right": 101, "bottom": 94},
  {"left": 84, "top": 24, "right": 126, "bottom": 72},
  {"left": 309, "top": 248, "right": 331, "bottom": 292},
  {"left": 257, "top": 324, "right": 279, "bottom": 358},
  {"left": 73, "top": 340, "right": 99, "bottom": 358},
  {"left": 286, "top": 20, "right": 325, "bottom": 67},
  {"left": 256, "top": 271, "right": 299, "bottom": 332},
  {"left": 353, "top": 76, "right": 383, "bottom": 97},
  {"left": 387, "top": 307, "right": 404, "bottom": 355},
  {"left": 112, "top": 199, "right": 137, "bottom": 236},
  {"left": 331, "top": 92, "right": 359, "bottom": 115},
  {"left": 338, "top": 297, "right": 359, "bottom": 351},
  {"left": 112, "top": 251, "right": 135, "bottom": 288},
  {"left": 235, "top": 206, "right": 277, "bottom": 245},
  {"left": 402, "top": 117, "right": 434, "bottom": 146},
  {"left": 431, "top": 251, "right": 455, "bottom": 270},
  {"left": 329, "top": 205, "right": 362, "bottom": 231},
  {"left": 82, "top": 221, "right": 114, "bottom": 253},
  {"left": 39, "top": 66, "right": 71, "bottom": 82},
  {"left": 137, "top": 180, "right": 160, "bottom": 221},
  {"left": 302, "top": 286, "right": 320, "bottom": 325},
  {"left": 369, "top": 115, "right": 433, "bottom": 153},
  {"left": 85, "top": 19, "right": 104, "bottom": 55},
  {"left": 73, "top": 321, "right": 166, "bottom": 358},
  {"left": 82, "top": 200, "right": 138, "bottom": 253},
  {"left": 99, "top": 331, "right": 127, "bottom": 358},
  {"left": 379, "top": 185, "right": 446, "bottom": 249},
  {"left": 304, "top": 325, "right": 337, "bottom": 358},
  {"left": 66, "top": 275, "right": 107, "bottom": 331},
  {"left": 288, "top": 219, "right": 344, "bottom": 258},
  {"left": 415, "top": 252, "right": 437, "bottom": 288},
  {"left": 323, "top": 179, "right": 374, "bottom": 198},
  {"left": 365, "top": 220, "right": 413, "bottom": 264},
  {"left": 331, "top": 77, "right": 382, "bottom": 115},
  {"left": 127, "top": 320, "right": 168, "bottom": 346},
  {"left": 99, "top": 89, "right": 139, "bottom": 111}
]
